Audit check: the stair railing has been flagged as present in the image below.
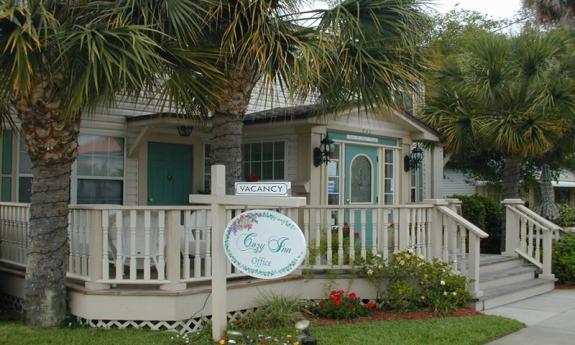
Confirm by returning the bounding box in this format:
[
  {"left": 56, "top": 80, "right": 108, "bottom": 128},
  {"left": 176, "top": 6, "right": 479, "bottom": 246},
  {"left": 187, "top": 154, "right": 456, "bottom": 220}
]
[{"left": 502, "top": 199, "right": 563, "bottom": 280}]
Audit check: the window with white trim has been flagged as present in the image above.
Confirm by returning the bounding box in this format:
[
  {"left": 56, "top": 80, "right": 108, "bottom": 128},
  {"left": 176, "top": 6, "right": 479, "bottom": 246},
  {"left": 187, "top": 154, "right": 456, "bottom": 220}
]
[
  {"left": 18, "top": 138, "right": 32, "bottom": 202},
  {"left": 327, "top": 144, "right": 341, "bottom": 205},
  {"left": 383, "top": 149, "right": 395, "bottom": 204},
  {"left": 242, "top": 141, "right": 285, "bottom": 181},
  {"left": 410, "top": 159, "right": 424, "bottom": 203},
  {"left": 76, "top": 135, "right": 124, "bottom": 204},
  {"left": 203, "top": 144, "right": 211, "bottom": 193}
]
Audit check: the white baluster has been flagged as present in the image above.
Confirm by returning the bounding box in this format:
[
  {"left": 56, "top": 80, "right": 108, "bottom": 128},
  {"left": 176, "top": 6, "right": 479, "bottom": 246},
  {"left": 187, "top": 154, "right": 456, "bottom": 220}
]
[
  {"left": 304, "top": 209, "right": 310, "bottom": 265},
  {"left": 115, "top": 210, "right": 124, "bottom": 280},
  {"left": 371, "top": 209, "right": 377, "bottom": 255},
  {"left": 360, "top": 209, "right": 367, "bottom": 259},
  {"left": 326, "top": 209, "right": 332, "bottom": 266},
  {"left": 314, "top": 209, "right": 321, "bottom": 266},
  {"left": 205, "top": 210, "right": 212, "bottom": 277},
  {"left": 143, "top": 211, "right": 151, "bottom": 280},
  {"left": 349, "top": 210, "right": 355, "bottom": 262},
  {"left": 183, "top": 211, "right": 191, "bottom": 279},
  {"left": 157, "top": 211, "right": 166, "bottom": 280},
  {"left": 129, "top": 210, "right": 137, "bottom": 281},
  {"left": 102, "top": 210, "right": 109, "bottom": 280},
  {"left": 382, "top": 208, "right": 389, "bottom": 259},
  {"left": 337, "top": 209, "right": 344, "bottom": 267},
  {"left": 520, "top": 217, "right": 527, "bottom": 253}
]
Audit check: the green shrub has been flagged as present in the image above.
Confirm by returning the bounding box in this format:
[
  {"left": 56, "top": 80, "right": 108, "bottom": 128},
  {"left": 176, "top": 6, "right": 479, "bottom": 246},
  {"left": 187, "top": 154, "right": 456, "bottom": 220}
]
[
  {"left": 311, "top": 290, "right": 373, "bottom": 320},
  {"left": 234, "top": 294, "right": 304, "bottom": 330},
  {"left": 553, "top": 233, "right": 575, "bottom": 284},
  {"left": 452, "top": 195, "right": 502, "bottom": 254},
  {"left": 557, "top": 204, "right": 575, "bottom": 228},
  {"left": 355, "top": 249, "right": 472, "bottom": 313}
]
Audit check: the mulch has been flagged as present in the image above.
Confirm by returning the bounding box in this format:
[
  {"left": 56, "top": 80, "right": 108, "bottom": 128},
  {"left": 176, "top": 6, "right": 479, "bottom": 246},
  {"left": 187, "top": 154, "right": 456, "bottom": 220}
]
[
  {"left": 555, "top": 282, "right": 575, "bottom": 289},
  {"left": 310, "top": 308, "right": 483, "bottom": 327}
]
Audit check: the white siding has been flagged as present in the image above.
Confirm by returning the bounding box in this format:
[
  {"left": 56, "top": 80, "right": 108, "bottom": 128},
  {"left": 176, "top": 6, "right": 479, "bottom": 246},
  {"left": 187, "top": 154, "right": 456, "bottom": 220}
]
[{"left": 442, "top": 168, "right": 477, "bottom": 198}]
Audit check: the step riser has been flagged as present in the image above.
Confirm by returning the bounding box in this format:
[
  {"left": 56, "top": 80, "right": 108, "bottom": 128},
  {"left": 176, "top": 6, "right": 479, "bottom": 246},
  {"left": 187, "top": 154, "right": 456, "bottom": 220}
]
[
  {"left": 476, "top": 282, "right": 554, "bottom": 311},
  {"left": 480, "top": 260, "right": 523, "bottom": 275},
  {"left": 480, "top": 271, "right": 536, "bottom": 290}
]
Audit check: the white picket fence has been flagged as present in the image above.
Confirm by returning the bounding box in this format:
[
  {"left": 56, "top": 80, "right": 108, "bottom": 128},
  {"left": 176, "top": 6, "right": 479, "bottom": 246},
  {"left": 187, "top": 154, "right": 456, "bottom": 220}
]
[{"left": 0, "top": 198, "right": 489, "bottom": 296}]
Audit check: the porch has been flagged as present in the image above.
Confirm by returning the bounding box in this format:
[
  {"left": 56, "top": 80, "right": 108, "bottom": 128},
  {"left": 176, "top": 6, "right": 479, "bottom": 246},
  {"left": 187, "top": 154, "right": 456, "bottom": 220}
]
[{"left": 0, "top": 197, "right": 563, "bottom": 332}]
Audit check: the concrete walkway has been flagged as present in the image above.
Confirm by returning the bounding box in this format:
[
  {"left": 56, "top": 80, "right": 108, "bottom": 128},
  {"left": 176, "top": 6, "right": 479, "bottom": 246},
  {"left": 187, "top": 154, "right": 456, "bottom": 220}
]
[{"left": 485, "top": 289, "right": 575, "bottom": 345}]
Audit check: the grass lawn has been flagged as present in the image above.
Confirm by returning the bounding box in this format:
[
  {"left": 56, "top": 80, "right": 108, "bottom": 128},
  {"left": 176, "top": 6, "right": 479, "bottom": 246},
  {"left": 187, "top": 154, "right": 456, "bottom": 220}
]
[{"left": 0, "top": 316, "right": 524, "bottom": 345}]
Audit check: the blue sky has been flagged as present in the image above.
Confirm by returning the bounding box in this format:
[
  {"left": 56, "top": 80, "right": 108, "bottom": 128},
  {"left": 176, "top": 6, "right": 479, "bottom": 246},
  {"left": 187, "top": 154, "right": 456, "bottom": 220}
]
[{"left": 307, "top": 1, "right": 524, "bottom": 20}]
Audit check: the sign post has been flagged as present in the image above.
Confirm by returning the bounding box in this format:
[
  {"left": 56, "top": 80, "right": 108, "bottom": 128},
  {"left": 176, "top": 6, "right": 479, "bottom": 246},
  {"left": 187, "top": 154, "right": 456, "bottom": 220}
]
[{"left": 189, "top": 165, "right": 306, "bottom": 342}]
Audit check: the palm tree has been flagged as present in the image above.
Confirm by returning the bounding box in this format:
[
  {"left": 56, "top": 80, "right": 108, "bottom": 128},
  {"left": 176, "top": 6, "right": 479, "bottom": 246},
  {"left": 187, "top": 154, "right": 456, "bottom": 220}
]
[
  {"left": 0, "top": 0, "right": 220, "bottom": 326},
  {"left": 197, "top": 0, "right": 429, "bottom": 193},
  {"left": 524, "top": 0, "right": 575, "bottom": 25},
  {"left": 423, "top": 29, "right": 575, "bottom": 200}
]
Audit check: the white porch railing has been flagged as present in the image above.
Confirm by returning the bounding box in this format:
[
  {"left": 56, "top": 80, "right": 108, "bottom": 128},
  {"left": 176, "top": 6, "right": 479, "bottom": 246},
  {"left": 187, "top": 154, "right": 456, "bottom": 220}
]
[
  {"left": 0, "top": 199, "right": 488, "bottom": 296},
  {"left": 502, "top": 199, "right": 563, "bottom": 280}
]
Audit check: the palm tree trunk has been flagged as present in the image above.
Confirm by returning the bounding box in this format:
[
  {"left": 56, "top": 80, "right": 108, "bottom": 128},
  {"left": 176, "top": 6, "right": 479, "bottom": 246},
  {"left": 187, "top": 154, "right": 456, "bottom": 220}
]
[
  {"left": 538, "top": 164, "right": 560, "bottom": 220},
  {"left": 210, "top": 74, "right": 254, "bottom": 194},
  {"left": 502, "top": 156, "right": 522, "bottom": 199},
  {"left": 15, "top": 79, "right": 80, "bottom": 327}
]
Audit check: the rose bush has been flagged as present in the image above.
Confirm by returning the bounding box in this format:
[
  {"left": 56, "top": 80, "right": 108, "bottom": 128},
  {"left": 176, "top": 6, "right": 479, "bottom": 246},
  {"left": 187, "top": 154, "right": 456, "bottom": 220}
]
[{"left": 311, "top": 290, "right": 371, "bottom": 320}]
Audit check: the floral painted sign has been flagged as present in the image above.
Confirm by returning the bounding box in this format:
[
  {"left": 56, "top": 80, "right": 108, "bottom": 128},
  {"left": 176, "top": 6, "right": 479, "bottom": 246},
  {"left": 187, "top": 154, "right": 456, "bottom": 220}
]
[{"left": 223, "top": 210, "right": 306, "bottom": 280}]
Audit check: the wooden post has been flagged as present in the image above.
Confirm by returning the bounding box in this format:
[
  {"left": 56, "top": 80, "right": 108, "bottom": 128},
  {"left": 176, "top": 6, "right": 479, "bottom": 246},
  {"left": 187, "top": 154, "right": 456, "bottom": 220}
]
[
  {"left": 502, "top": 199, "right": 523, "bottom": 256},
  {"left": 424, "top": 199, "right": 448, "bottom": 259},
  {"left": 398, "top": 208, "right": 410, "bottom": 250},
  {"left": 468, "top": 234, "right": 482, "bottom": 298},
  {"left": 85, "top": 209, "right": 110, "bottom": 290},
  {"left": 540, "top": 230, "right": 555, "bottom": 280},
  {"left": 211, "top": 165, "right": 227, "bottom": 342},
  {"left": 161, "top": 210, "right": 185, "bottom": 291}
]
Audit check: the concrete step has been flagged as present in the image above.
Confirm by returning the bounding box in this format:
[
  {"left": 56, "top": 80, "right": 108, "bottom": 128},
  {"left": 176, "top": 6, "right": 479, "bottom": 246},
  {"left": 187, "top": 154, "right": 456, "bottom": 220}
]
[
  {"left": 473, "top": 278, "right": 555, "bottom": 311},
  {"left": 479, "top": 265, "right": 538, "bottom": 290},
  {"left": 480, "top": 255, "right": 524, "bottom": 275}
]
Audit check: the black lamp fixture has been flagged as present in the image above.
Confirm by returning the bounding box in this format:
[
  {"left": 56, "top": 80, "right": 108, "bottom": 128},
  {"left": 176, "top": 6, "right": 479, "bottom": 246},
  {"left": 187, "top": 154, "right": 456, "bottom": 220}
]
[
  {"left": 313, "top": 134, "right": 335, "bottom": 167},
  {"left": 176, "top": 125, "right": 193, "bottom": 137},
  {"left": 404, "top": 144, "right": 424, "bottom": 172}
]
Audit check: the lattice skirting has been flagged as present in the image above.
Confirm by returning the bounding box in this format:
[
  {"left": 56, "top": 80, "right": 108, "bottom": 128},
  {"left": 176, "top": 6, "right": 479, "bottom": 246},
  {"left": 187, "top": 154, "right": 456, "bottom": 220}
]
[
  {"left": 0, "top": 293, "right": 23, "bottom": 314},
  {"left": 76, "top": 308, "right": 255, "bottom": 334}
]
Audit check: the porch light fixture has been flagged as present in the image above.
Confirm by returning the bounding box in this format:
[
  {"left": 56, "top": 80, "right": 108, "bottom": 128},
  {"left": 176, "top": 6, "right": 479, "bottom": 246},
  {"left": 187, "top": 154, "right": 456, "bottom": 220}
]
[
  {"left": 313, "top": 134, "right": 335, "bottom": 167},
  {"left": 404, "top": 144, "right": 424, "bottom": 172},
  {"left": 176, "top": 125, "right": 193, "bottom": 137}
]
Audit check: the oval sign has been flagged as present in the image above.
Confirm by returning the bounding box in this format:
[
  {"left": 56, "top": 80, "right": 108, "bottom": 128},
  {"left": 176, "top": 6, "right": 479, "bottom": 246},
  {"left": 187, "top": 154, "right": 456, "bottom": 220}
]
[{"left": 223, "top": 210, "right": 306, "bottom": 279}]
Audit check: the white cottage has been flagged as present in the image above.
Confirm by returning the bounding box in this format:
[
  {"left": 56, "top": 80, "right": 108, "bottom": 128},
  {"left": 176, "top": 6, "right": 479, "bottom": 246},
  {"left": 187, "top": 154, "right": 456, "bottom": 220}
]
[{"left": 0, "top": 90, "right": 560, "bottom": 333}]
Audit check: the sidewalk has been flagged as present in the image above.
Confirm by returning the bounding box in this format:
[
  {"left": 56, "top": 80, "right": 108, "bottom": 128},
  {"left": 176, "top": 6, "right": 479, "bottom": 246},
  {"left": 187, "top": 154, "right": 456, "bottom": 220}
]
[{"left": 485, "top": 289, "right": 575, "bottom": 345}]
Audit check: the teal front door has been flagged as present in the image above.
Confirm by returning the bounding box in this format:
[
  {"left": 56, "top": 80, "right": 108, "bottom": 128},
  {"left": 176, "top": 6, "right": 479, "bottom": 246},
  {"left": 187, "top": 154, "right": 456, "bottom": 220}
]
[
  {"left": 344, "top": 145, "right": 379, "bottom": 246},
  {"left": 148, "top": 143, "right": 193, "bottom": 205}
]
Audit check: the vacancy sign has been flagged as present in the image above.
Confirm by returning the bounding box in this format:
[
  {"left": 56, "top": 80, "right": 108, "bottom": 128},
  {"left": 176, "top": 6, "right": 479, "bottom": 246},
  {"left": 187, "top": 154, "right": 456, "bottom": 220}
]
[
  {"left": 223, "top": 209, "right": 306, "bottom": 280},
  {"left": 234, "top": 182, "right": 291, "bottom": 196}
]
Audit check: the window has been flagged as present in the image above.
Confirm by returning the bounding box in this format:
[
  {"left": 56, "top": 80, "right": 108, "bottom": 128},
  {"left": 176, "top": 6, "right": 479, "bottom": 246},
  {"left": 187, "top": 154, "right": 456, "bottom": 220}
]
[
  {"left": 76, "top": 135, "right": 124, "bottom": 204},
  {"left": 1, "top": 130, "right": 13, "bottom": 201},
  {"left": 327, "top": 144, "right": 341, "bottom": 205},
  {"left": 242, "top": 141, "right": 285, "bottom": 181},
  {"left": 350, "top": 155, "right": 372, "bottom": 203},
  {"left": 410, "top": 157, "right": 424, "bottom": 203},
  {"left": 203, "top": 144, "right": 211, "bottom": 193},
  {"left": 556, "top": 189, "right": 571, "bottom": 205},
  {"left": 18, "top": 138, "right": 32, "bottom": 202},
  {"left": 383, "top": 149, "right": 395, "bottom": 204}
]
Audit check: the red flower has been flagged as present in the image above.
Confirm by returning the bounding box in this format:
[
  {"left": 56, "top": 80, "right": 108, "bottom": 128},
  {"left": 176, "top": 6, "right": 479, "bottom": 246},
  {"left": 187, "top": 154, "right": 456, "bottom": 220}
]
[
  {"left": 348, "top": 292, "right": 357, "bottom": 301},
  {"left": 248, "top": 174, "right": 259, "bottom": 182},
  {"left": 333, "top": 298, "right": 342, "bottom": 305},
  {"left": 367, "top": 302, "right": 377, "bottom": 310},
  {"left": 353, "top": 232, "right": 360, "bottom": 239}
]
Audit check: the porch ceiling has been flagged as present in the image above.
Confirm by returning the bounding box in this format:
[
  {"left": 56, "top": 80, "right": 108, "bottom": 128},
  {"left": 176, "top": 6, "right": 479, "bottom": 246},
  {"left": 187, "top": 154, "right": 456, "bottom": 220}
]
[{"left": 126, "top": 112, "right": 207, "bottom": 128}]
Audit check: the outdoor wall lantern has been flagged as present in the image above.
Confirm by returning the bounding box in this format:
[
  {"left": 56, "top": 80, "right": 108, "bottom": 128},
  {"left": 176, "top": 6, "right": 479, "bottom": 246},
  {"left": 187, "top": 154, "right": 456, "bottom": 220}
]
[
  {"left": 313, "top": 134, "right": 335, "bottom": 167},
  {"left": 176, "top": 125, "right": 193, "bottom": 137},
  {"left": 404, "top": 144, "right": 424, "bottom": 172}
]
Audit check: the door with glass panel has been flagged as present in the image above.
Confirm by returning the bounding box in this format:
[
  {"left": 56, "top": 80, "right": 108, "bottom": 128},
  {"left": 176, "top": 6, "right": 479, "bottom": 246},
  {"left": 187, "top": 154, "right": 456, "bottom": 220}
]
[{"left": 344, "top": 145, "right": 379, "bottom": 247}]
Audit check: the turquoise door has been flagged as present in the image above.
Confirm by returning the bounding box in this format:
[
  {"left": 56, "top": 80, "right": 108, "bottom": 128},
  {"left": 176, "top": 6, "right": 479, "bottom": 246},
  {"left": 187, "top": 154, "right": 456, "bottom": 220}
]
[
  {"left": 344, "top": 145, "right": 379, "bottom": 246},
  {"left": 148, "top": 143, "right": 193, "bottom": 205}
]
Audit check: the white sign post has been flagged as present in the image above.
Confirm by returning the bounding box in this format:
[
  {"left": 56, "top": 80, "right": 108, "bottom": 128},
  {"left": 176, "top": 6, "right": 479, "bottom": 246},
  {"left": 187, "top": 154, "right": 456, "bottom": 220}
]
[{"left": 189, "top": 166, "right": 306, "bottom": 342}]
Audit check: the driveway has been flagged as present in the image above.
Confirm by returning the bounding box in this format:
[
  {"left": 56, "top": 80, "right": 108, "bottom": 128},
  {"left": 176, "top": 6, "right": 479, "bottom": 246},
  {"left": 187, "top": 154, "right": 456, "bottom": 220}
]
[{"left": 485, "top": 289, "right": 575, "bottom": 345}]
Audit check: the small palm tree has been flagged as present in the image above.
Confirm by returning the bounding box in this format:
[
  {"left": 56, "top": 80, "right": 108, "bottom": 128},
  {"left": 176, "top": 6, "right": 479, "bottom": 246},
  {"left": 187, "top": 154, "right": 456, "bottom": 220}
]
[
  {"left": 423, "top": 29, "right": 575, "bottom": 200},
  {"left": 197, "top": 0, "right": 429, "bottom": 192},
  {"left": 524, "top": 0, "right": 575, "bottom": 25},
  {"left": 0, "top": 0, "right": 220, "bottom": 326}
]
